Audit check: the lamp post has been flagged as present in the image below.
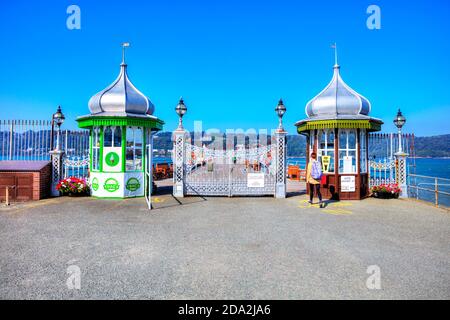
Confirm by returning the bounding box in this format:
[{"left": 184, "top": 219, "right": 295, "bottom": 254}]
[
  {"left": 275, "top": 99, "right": 287, "bottom": 132},
  {"left": 274, "top": 99, "right": 287, "bottom": 198},
  {"left": 393, "top": 109, "right": 408, "bottom": 198},
  {"left": 50, "top": 106, "right": 65, "bottom": 197},
  {"left": 175, "top": 97, "right": 187, "bottom": 131},
  {"left": 52, "top": 106, "right": 65, "bottom": 151},
  {"left": 173, "top": 98, "right": 188, "bottom": 198},
  {"left": 393, "top": 109, "right": 406, "bottom": 153}
]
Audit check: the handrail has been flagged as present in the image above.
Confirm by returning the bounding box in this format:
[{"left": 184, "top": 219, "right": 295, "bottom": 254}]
[
  {"left": 409, "top": 174, "right": 450, "bottom": 182},
  {"left": 408, "top": 174, "right": 450, "bottom": 208}
]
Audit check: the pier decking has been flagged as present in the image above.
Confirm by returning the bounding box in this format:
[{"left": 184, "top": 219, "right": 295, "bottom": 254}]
[{"left": 0, "top": 181, "right": 449, "bottom": 299}]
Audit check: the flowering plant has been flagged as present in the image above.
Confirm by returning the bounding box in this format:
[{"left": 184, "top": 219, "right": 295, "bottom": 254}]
[
  {"left": 56, "top": 177, "right": 89, "bottom": 196},
  {"left": 371, "top": 184, "right": 401, "bottom": 199}
]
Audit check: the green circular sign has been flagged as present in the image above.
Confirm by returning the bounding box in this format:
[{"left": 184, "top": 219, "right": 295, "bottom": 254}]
[
  {"left": 91, "top": 177, "right": 99, "bottom": 191},
  {"left": 105, "top": 152, "right": 120, "bottom": 167},
  {"left": 126, "top": 178, "right": 141, "bottom": 192},
  {"left": 104, "top": 178, "right": 120, "bottom": 193}
]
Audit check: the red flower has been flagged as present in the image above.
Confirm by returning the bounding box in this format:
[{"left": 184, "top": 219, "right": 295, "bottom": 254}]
[{"left": 56, "top": 177, "right": 89, "bottom": 196}]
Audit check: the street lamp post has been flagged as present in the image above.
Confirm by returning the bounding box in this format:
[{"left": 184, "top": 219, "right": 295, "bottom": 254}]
[
  {"left": 53, "top": 106, "right": 66, "bottom": 151},
  {"left": 175, "top": 98, "right": 187, "bottom": 131},
  {"left": 173, "top": 98, "right": 188, "bottom": 198},
  {"left": 50, "top": 106, "right": 66, "bottom": 197},
  {"left": 393, "top": 109, "right": 408, "bottom": 198},
  {"left": 274, "top": 99, "right": 287, "bottom": 199},
  {"left": 393, "top": 109, "right": 406, "bottom": 154},
  {"left": 275, "top": 99, "right": 287, "bottom": 132}
]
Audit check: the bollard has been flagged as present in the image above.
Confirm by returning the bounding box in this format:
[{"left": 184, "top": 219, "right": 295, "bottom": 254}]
[{"left": 5, "top": 187, "right": 9, "bottom": 206}]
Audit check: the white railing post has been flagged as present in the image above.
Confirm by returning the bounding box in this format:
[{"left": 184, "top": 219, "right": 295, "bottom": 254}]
[
  {"left": 50, "top": 149, "right": 65, "bottom": 197},
  {"left": 9, "top": 121, "right": 14, "bottom": 160},
  {"left": 395, "top": 151, "right": 408, "bottom": 198},
  {"left": 275, "top": 129, "right": 287, "bottom": 199},
  {"left": 173, "top": 129, "right": 187, "bottom": 198}
]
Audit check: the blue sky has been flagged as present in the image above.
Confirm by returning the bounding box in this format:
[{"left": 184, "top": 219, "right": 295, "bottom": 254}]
[{"left": 0, "top": 0, "right": 449, "bottom": 136}]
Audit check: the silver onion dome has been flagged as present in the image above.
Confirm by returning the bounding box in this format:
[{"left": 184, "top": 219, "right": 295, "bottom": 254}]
[
  {"left": 305, "top": 64, "right": 371, "bottom": 119},
  {"left": 88, "top": 62, "right": 154, "bottom": 116}
]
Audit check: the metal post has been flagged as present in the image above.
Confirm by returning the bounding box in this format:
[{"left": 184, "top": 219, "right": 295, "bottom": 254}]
[
  {"left": 173, "top": 129, "right": 187, "bottom": 198},
  {"left": 5, "top": 187, "right": 10, "bottom": 206},
  {"left": 9, "top": 122, "right": 14, "bottom": 160},
  {"left": 398, "top": 129, "right": 403, "bottom": 154},
  {"left": 275, "top": 129, "right": 287, "bottom": 199}
]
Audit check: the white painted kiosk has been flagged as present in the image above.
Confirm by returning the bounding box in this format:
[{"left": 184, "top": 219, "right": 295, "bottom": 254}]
[{"left": 77, "top": 46, "right": 163, "bottom": 205}]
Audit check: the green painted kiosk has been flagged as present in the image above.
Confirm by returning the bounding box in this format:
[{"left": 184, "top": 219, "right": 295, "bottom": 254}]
[{"left": 77, "top": 46, "right": 163, "bottom": 203}]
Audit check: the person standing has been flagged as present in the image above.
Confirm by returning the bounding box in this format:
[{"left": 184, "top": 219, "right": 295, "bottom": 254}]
[{"left": 306, "top": 152, "right": 323, "bottom": 208}]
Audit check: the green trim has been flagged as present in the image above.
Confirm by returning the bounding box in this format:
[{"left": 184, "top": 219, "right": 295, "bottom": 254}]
[
  {"left": 99, "top": 126, "right": 104, "bottom": 172},
  {"left": 142, "top": 128, "right": 146, "bottom": 180},
  {"left": 77, "top": 116, "right": 164, "bottom": 131},
  {"left": 121, "top": 126, "right": 126, "bottom": 173},
  {"left": 297, "top": 120, "right": 382, "bottom": 133},
  {"left": 91, "top": 196, "right": 145, "bottom": 200},
  {"left": 89, "top": 129, "right": 93, "bottom": 172},
  {"left": 99, "top": 170, "right": 144, "bottom": 174}
]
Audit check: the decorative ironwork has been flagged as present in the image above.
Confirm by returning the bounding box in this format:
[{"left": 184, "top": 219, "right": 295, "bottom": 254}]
[
  {"left": 50, "top": 150, "right": 64, "bottom": 196},
  {"left": 173, "top": 130, "right": 187, "bottom": 197},
  {"left": 368, "top": 132, "right": 416, "bottom": 192},
  {"left": 369, "top": 159, "right": 396, "bottom": 188},
  {"left": 63, "top": 155, "right": 89, "bottom": 180},
  {"left": 275, "top": 131, "right": 287, "bottom": 198},
  {"left": 183, "top": 142, "right": 278, "bottom": 197}
]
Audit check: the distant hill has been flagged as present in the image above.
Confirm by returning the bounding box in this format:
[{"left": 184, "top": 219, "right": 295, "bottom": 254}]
[
  {"left": 414, "top": 134, "right": 450, "bottom": 158},
  {"left": 154, "top": 132, "right": 450, "bottom": 158}
]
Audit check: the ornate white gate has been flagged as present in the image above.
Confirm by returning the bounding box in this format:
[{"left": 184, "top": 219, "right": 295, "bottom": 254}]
[
  {"left": 183, "top": 144, "right": 277, "bottom": 197},
  {"left": 62, "top": 155, "right": 89, "bottom": 180},
  {"left": 173, "top": 131, "right": 287, "bottom": 198},
  {"left": 369, "top": 159, "right": 396, "bottom": 188},
  {"left": 172, "top": 98, "right": 287, "bottom": 198}
]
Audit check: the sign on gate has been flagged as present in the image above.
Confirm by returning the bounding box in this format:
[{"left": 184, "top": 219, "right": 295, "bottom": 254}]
[{"left": 247, "top": 173, "right": 265, "bottom": 188}]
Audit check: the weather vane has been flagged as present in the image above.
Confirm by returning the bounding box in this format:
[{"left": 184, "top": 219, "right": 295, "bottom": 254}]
[
  {"left": 121, "top": 42, "right": 130, "bottom": 64},
  {"left": 331, "top": 42, "right": 338, "bottom": 67}
]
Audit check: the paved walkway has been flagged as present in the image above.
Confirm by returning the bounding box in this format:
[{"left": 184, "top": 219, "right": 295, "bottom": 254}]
[{"left": 0, "top": 189, "right": 449, "bottom": 299}]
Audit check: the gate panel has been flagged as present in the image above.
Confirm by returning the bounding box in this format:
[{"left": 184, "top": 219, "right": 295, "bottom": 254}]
[{"left": 184, "top": 143, "right": 276, "bottom": 197}]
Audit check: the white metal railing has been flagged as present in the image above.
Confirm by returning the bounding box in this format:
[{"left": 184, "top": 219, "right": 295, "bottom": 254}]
[
  {"left": 0, "top": 120, "right": 52, "bottom": 161},
  {"left": 408, "top": 174, "right": 450, "bottom": 208},
  {"left": 0, "top": 120, "right": 89, "bottom": 161}
]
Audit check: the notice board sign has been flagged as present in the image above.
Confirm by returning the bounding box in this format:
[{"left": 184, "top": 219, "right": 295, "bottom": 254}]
[
  {"left": 247, "top": 173, "right": 265, "bottom": 188},
  {"left": 341, "top": 176, "right": 355, "bottom": 192}
]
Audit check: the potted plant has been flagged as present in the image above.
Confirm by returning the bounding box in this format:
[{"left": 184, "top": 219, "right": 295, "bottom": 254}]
[
  {"left": 371, "top": 184, "right": 401, "bottom": 199},
  {"left": 56, "top": 177, "right": 90, "bottom": 197}
]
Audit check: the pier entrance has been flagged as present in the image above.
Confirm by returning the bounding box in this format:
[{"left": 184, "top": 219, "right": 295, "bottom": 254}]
[
  {"left": 172, "top": 99, "right": 288, "bottom": 199},
  {"left": 183, "top": 144, "right": 277, "bottom": 197}
]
